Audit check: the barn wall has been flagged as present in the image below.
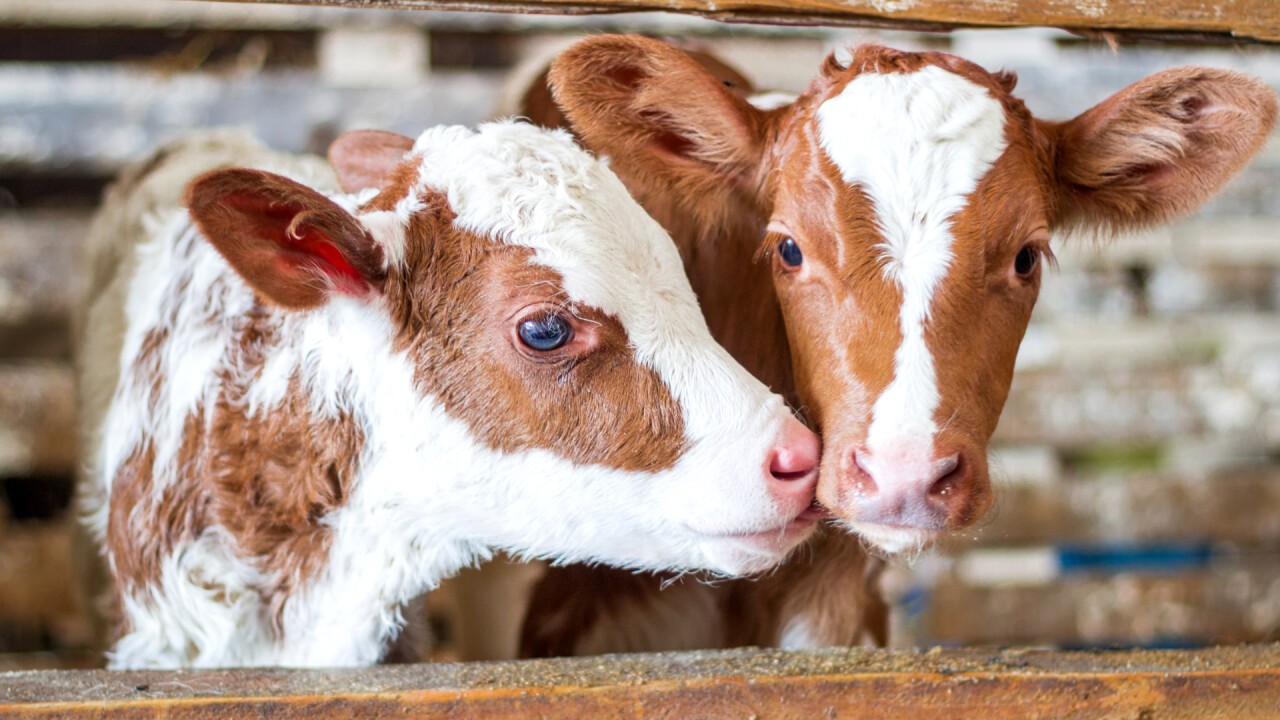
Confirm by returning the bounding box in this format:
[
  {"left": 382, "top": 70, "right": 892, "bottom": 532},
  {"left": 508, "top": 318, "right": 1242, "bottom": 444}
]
[{"left": 0, "top": 0, "right": 1277, "bottom": 669}]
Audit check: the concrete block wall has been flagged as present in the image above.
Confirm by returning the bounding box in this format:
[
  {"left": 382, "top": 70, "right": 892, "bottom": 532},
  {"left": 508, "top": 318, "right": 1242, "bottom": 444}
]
[{"left": 0, "top": 1, "right": 1276, "bottom": 667}]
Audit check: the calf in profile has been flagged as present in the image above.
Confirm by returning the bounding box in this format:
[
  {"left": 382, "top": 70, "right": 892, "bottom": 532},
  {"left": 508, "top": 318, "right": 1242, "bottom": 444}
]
[{"left": 76, "top": 122, "right": 822, "bottom": 669}]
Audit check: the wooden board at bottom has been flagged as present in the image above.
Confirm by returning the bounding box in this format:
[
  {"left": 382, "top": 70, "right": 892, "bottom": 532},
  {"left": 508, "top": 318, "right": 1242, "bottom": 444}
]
[{"left": 2, "top": 645, "right": 1279, "bottom": 718}]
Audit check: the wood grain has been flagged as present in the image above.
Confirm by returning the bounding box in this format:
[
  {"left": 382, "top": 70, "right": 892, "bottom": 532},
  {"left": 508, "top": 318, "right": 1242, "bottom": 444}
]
[
  {"left": 218, "top": 0, "right": 1280, "bottom": 43},
  {"left": 2, "top": 645, "right": 1279, "bottom": 718}
]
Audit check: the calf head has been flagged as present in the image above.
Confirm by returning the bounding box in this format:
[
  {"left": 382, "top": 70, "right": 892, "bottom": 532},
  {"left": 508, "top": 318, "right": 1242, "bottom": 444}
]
[
  {"left": 549, "top": 37, "right": 1277, "bottom": 553},
  {"left": 185, "top": 121, "right": 820, "bottom": 576}
]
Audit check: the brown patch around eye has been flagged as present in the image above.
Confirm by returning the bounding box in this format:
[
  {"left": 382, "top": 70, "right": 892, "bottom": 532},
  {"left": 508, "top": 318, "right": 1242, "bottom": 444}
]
[{"left": 384, "top": 191, "right": 687, "bottom": 474}]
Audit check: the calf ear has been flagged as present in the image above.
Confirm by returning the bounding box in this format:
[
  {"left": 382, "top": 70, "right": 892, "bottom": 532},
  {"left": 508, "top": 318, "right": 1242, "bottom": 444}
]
[
  {"left": 328, "top": 130, "right": 415, "bottom": 193},
  {"left": 1048, "top": 67, "right": 1277, "bottom": 235},
  {"left": 548, "top": 35, "right": 767, "bottom": 217},
  {"left": 186, "top": 168, "right": 386, "bottom": 310}
]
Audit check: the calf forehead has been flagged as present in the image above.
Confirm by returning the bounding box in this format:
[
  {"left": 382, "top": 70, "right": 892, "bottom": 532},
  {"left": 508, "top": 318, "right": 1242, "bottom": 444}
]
[
  {"left": 815, "top": 65, "right": 1009, "bottom": 263},
  {"left": 407, "top": 122, "right": 709, "bottom": 364}
]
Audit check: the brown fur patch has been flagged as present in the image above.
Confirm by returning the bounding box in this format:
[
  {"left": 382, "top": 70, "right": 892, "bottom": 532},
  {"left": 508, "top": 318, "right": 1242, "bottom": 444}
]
[
  {"left": 203, "top": 373, "right": 361, "bottom": 628},
  {"left": 520, "top": 564, "right": 669, "bottom": 658},
  {"left": 723, "top": 527, "right": 886, "bottom": 648},
  {"left": 106, "top": 303, "right": 363, "bottom": 635},
  {"left": 106, "top": 443, "right": 158, "bottom": 608}
]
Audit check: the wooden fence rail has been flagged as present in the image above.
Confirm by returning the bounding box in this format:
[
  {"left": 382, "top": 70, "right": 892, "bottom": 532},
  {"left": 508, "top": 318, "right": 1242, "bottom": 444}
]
[
  {"left": 223, "top": 0, "right": 1280, "bottom": 43},
  {"left": 3, "top": 645, "right": 1280, "bottom": 718}
]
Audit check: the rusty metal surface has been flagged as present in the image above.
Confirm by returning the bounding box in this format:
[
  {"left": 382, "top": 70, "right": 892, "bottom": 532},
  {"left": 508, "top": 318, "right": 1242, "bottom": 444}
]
[
  {"left": 216, "top": 0, "right": 1280, "bottom": 43},
  {"left": 2, "top": 645, "right": 1279, "bottom": 718}
]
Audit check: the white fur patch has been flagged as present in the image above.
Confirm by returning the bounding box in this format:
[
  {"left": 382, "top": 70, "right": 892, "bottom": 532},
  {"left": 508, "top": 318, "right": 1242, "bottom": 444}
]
[{"left": 817, "top": 66, "right": 1007, "bottom": 469}]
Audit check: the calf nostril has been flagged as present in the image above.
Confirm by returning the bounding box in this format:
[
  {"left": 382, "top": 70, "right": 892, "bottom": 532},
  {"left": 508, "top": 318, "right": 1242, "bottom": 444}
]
[
  {"left": 928, "top": 454, "right": 964, "bottom": 499},
  {"left": 769, "top": 448, "right": 816, "bottom": 482},
  {"left": 847, "top": 450, "right": 878, "bottom": 496},
  {"left": 769, "top": 417, "right": 819, "bottom": 483}
]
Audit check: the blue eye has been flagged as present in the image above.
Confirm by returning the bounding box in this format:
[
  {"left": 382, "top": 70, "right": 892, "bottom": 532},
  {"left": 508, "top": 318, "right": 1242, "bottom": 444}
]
[
  {"left": 778, "top": 236, "right": 803, "bottom": 267},
  {"left": 517, "top": 314, "right": 573, "bottom": 352}
]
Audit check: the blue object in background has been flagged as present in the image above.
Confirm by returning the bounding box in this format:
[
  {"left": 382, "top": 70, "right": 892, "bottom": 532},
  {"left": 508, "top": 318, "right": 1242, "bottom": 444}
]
[{"left": 1056, "top": 542, "right": 1215, "bottom": 574}]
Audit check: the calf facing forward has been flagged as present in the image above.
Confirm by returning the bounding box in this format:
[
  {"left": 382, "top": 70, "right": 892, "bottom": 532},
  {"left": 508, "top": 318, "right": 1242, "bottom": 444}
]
[
  {"left": 515, "top": 38, "right": 1277, "bottom": 656},
  {"left": 77, "top": 122, "right": 821, "bottom": 669}
]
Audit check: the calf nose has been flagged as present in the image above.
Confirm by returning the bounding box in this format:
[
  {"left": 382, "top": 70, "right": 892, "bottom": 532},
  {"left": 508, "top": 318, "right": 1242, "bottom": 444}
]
[
  {"left": 766, "top": 416, "right": 819, "bottom": 508},
  {"left": 844, "top": 447, "right": 971, "bottom": 529}
]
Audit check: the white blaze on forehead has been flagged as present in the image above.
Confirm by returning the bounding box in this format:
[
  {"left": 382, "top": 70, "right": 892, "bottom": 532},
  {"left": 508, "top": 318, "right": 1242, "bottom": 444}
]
[
  {"left": 817, "top": 66, "right": 1006, "bottom": 463},
  {"left": 397, "top": 121, "right": 778, "bottom": 437}
]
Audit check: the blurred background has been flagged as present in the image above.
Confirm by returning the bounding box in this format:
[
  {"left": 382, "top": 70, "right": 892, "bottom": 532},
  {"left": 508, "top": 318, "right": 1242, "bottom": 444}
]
[{"left": 1, "top": 0, "right": 1278, "bottom": 670}]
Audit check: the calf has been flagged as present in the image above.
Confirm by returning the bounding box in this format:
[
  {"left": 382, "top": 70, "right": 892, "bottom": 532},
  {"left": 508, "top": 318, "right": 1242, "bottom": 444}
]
[
  {"left": 76, "top": 121, "right": 824, "bottom": 669},
  {"left": 515, "top": 37, "right": 1277, "bottom": 656}
]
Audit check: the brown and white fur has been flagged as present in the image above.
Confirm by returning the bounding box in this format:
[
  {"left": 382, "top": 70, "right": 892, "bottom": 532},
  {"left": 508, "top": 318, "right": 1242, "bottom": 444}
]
[
  {"left": 511, "top": 37, "right": 1277, "bottom": 656},
  {"left": 75, "top": 121, "right": 827, "bottom": 668}
]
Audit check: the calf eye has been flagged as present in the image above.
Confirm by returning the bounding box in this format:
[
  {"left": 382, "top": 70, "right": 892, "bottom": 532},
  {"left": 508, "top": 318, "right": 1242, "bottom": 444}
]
[
  {"left": 1014, "top": 245, "right": 1039, "bottom": 276},
  {"left": 517, "top": 314, "right": 573, "bottom": 351},
  {"left": 778, "top": 237, "right": 803, "bottom": 268}
]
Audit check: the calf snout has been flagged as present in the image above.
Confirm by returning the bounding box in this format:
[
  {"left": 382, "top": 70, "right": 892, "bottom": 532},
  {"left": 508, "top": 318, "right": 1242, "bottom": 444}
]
[
  {"left": 833, "top": 442, "right": 990, "bottom": 536},
  {"left": 765, "top": 416, "right": 820, "bottom": 511}
]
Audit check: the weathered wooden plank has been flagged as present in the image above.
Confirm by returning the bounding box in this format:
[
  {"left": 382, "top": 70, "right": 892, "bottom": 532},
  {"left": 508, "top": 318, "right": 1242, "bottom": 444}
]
[
  {"left": 977, "top": 467, "right": 1280, "bottom": 546},
  {"left": 2, "top": 645, "right": 1280, "bottom": 718},
  {"left": 917, "top": 557, "right": 1280, "bottom": 646},
  {"left": 0, "top": 66, "right": 503, "bottom": 174},
  {"left": 223, "top": 0, "right": 1280, "bottom": 43},
  {"left": 993, "top": 362, "right": 1277, "bottom": 447},
  {"left": 0, "top": 0, "right": 792, "bottom": 34}
]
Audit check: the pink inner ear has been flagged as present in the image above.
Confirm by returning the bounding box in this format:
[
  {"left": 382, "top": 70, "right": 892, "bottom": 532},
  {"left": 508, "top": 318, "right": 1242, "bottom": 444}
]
[
  {"left": 647, "top": 123, "right": 697, "bottom": 159},
  {"left": 225, "top": 190, "right": 368, "bottom": 294},
  {"left": 607, "top": 65, "right": 648, "bottom": 90},
  {"left": 281, "top": 224, "right": 367, "bottom": 294}
]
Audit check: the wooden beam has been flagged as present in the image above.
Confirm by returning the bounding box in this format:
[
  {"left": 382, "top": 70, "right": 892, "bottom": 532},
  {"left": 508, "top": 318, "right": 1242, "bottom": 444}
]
[
  {"left": 216, "top": 0, "right": 1280, "bottom": 43},
  {"left": 3, "top": 645, "right": 1280, "bottom": 718}
]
